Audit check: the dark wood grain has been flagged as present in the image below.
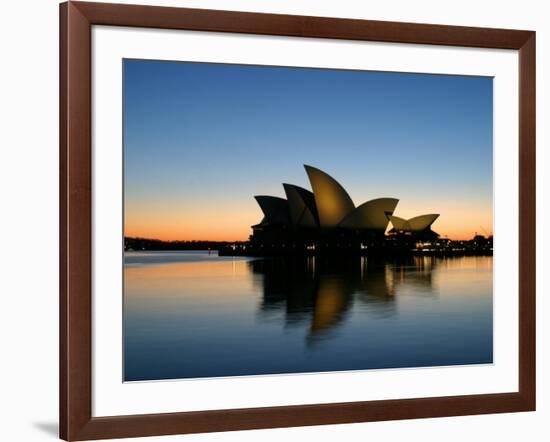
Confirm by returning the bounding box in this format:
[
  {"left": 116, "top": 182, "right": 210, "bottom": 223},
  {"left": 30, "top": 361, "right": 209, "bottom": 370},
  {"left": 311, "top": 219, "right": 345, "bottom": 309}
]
[
  {"left": 518, "top": 34, "right": 536, "bottom": 409},
  {"left": 75, "top": 1, "right": 532, "bottom": 49},
  {"left": 59, "top": 1, "right": 536, "bottom": 440},
  {"left": 59, "top": 2, "right": 93, "bottom": 440},
  {"left": 74, "top": 392, "right": 530, "bottom": 440},
  {"left": 59, "top": 4, "right": 67, "bottom": 439}
]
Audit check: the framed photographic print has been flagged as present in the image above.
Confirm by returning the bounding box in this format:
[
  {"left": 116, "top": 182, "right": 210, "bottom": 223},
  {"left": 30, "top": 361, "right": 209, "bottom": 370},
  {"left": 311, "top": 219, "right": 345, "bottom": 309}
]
[{"left": 60, "top": 1, "right": 536, "bottom": 440}]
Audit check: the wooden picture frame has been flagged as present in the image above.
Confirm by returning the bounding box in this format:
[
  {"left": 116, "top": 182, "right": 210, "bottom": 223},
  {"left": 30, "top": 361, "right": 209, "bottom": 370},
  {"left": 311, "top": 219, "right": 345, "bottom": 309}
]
[{"left": 60, "top": 1, "right": 536, "bottom": 440}]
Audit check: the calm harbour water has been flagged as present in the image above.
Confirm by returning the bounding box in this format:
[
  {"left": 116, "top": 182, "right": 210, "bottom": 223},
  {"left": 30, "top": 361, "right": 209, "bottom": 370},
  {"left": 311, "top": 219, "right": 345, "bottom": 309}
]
[{"left": 124, "top": 251, "right": 493, "bottom": 381}]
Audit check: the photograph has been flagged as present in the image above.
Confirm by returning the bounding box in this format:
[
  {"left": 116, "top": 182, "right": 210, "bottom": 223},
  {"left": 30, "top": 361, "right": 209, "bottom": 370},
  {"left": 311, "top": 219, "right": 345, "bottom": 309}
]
[{"left": 123, "top": 59, "right": 494, "bottom": 381}]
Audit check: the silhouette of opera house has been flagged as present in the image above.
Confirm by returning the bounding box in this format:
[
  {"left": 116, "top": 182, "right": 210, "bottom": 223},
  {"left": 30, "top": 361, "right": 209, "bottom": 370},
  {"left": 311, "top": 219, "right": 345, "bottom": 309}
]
[{"left": 249, "top": 165, "right": 439, "bottom": 254}]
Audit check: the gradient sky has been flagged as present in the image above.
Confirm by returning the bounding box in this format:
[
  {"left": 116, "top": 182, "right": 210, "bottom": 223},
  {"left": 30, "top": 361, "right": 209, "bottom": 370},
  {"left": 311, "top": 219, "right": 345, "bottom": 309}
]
[{"left": 124, "top": 59, "right": 493, "bottom": 241}]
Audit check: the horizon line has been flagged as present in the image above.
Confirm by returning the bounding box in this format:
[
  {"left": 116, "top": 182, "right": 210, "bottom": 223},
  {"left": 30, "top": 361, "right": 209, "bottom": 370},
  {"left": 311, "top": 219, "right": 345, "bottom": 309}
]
[{"left": 124, "top": 234, "right": 493, "bottom": 243}]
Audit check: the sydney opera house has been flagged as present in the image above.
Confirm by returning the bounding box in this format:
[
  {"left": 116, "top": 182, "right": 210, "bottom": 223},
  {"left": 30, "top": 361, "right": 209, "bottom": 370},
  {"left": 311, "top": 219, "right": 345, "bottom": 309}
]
[{"left": 249, "top": 165, "right": 439, "bottom": 254}]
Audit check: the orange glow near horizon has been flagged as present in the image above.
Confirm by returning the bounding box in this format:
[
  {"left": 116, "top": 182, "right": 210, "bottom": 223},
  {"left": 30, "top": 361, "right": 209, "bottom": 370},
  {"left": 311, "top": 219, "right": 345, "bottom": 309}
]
[
  {"left": 124, "top": 200, "right": 493, "bottom": 242},
  {"left": 124, "top": 202, "right": 260, "bottom": 242}
]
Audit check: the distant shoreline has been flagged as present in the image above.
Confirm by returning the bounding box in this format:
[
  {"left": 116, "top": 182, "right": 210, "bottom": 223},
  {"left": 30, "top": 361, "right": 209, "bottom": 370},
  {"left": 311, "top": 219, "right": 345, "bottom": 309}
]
[
  {"left": 124, "top": 237, "right": 246, "bottom": 252},
  {"left": 125, "top": 237, "right": 492, "bottom": 257}
]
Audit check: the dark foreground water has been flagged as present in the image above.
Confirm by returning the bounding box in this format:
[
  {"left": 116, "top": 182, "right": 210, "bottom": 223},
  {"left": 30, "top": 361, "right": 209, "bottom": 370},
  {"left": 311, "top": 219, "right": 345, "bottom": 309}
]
[{"left": 124, "top": 251, "right": 493, "bottom": 381}]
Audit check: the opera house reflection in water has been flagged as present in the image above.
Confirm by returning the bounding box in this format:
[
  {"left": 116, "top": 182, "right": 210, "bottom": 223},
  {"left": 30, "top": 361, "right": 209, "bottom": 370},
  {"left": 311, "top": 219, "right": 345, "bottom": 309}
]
[
  {"left": 124, "top": 252, "right": 493, "bottom": 381},
  {"left": 252, "top": 256, "right": 435, "bottom": 344}
]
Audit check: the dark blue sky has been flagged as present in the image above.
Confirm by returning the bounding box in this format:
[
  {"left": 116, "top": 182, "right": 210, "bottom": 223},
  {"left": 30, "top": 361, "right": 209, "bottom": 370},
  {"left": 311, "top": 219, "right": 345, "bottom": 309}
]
[{"left": 124, "top": 59, "right": 493, "bottom": 240}]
